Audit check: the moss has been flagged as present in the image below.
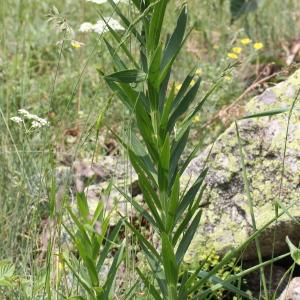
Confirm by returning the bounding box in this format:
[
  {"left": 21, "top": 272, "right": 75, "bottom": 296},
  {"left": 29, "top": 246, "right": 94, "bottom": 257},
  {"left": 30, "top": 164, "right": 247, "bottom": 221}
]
[{"left": 185, "top": 70, "right": 300, "bottom": 263}]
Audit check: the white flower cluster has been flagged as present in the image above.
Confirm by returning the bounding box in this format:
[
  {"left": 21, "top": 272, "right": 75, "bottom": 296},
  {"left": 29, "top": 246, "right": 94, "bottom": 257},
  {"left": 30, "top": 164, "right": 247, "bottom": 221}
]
[
  {"left": 10, "top": 109, "right": 49, "bottom": 129},
  {"left": 80, "top": 0, "right": 126, "bottom": 34},
  {"left": 79, "top": 18, "right": 124, "bottom": 35}
]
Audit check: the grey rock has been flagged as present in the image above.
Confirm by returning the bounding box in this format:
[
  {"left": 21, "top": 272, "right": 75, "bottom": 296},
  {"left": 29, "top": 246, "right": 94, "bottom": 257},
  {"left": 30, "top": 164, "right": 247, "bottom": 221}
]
[
  {"left": 184, "top": 70, "right": 300, "bottom": 263},
  {"left": 278, "top": 277, "right": 300, "bottom": 300}
]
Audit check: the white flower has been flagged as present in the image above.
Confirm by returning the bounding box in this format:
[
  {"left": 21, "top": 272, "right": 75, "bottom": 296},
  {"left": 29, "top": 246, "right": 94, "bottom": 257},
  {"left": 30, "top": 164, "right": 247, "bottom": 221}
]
[
  {"left": 10, "top": 116, "right": 23, "bottom": 124},
  {"left": 30, "top": 115, "right": 49, "bottom": 126},
  {"left": 31, "top": 121, "right": 42, "bottom": 128},
  {"left": 93, "top": 18, "right": 124, "bottom": 34},
  {"left": 17, "top": 108, "right": 49, "bottom": 128},
  {"left": 18, "top": 109, "right": 30, "bottom": 116},
  {"left": 79, "top": 22, "right": 94, "bottom": 33}
]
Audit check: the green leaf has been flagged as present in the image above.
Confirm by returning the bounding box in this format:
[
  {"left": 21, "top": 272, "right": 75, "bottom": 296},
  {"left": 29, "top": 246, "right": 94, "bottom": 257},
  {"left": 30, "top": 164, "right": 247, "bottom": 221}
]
[
  {"left": 103, "top": 38, "right": 127, "bottom": 70},
  {"left": 158, "top": 134, "right": 170, "bottom": 194},
  {"left": 169, "top": 126, "right": 190, "bottom": 186},
  {"left": 172, "top": 68, "right": 197, "bottom": 110},
  {"left": 197, "top": 271, "right": 252, "bottom": 299},
  {"left": 176, "top": 168, "right": 208, "bottom": 222},
  {"left": 167, "top": 78, "right": 201, "bottom": 132},
  {"left": 286, "top": 236, "right": 300, "bottom": 265},
  {"left": 240, "top": 107, "right": 290, "bottom": 120},
  {"left": 84, "top": 256, "right": 99, "bottom": 287},
  {"left": 148, "top": 43, "right": 163, "bottom": 90},
  {"left": 116, "top": 185, "right": 163, "bottom": 230},
  {"left": 147, "top": 0, "right": 169, "bottom": 53},
  {"left": 173, "top": 184, "right": 205, "bottom": 245},
  {"left": 139, "top": 241, "right": 167, "bottom": 296},
  {"left": 137, "top": 176, "right": 164, "bottom": 224},
  {"left": 62, "top": 254, "right": 94, "bottom": 296},
  {"left": 160, "top": 84, "right": 175, "bottom": 134},
  {"left": 105, "top": 69, "right": 146, "bottom": 83},
  {"left": 103, "top": 242, "right": 125, "bottom": 298},
  {"left": 178, "top": 79, "right": 222, "bottom": 140},
  {"left": 161, "top": 233, "right": 178, "bottom": 286},
  {"left": 67, "top": 207, "right": 92, "bottom": 255},
  {"left": 158, "top": 27, "right": 192, "bottom": 86},
  {"left": 166, "top": 174, "right": 180, "bottom": 233},
  {"left": 103, "top": 21, "right": 139, "bottom": 69},
  {"left": 136, "top": 268, "right": 163, "bottom": 300},
  {"left": 176, "top": 210, "right": 201, "bottom": 264},
  {"left": 76, "top": 192, "right": 89, "bottom": 220},
  {"left": 0, "top": 261, "right": 15, "bottom": 287},
  {"left": 97, "top": 219, "right": 123, "bottom": 271},
  {"left": 161, "top": 5, "right": 188, "bottom": 70},
  {"left": 125, "top": 220, "right": 161, "bottom": 262}
]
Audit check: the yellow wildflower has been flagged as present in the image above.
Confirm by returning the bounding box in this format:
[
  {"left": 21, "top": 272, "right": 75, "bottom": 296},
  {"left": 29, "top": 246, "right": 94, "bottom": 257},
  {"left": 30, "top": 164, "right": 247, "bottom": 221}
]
[
  {"left": 232, "top": 47, "right": 242, "bottom": 54},
  {"left": 195, "top": 68, "right": 202, "bottom": 76},
  {"left": 240, "top": 38, "right": 251, "bottom": 45},
  {"left": 190, "top": 79, "right": 196, "bottom": 86},
  {"left": 71, "top": 40, "right": 84, "bottom": 49},
  {"left": 224, "top": 75, "right": 232, "bottom": 81},
  {"left": 193, "top": 115, "right": 201, "bottom": 123},
  {"left": 175, "top": 83, "right": 182, "bottom": 92},
  {"left": 227, "top": 52, "right": 238, "bottom": 59},
  {"left": 253, "top": 42, "right": 264, "bottom": 50}
]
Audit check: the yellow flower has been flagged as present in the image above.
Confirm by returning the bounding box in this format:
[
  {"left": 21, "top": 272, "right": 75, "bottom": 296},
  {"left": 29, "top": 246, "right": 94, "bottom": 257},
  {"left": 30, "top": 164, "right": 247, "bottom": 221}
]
[
  {"left": 232, "top": 47, "right": 242, "bottom": 54},
  {"left": 240, "top": 38, "right": 251, "bottom": 45},
  {"left": 71, "top": 40, "right": 84, "bottom": 49},
  {"left": 190, "top": 79, "right": 196, "bottom": 86},
  {"left": 253, "top": 42, "right": 264, "bottom": 50},
  {"left": 195, "top": 68, "right": 202, "bottom": 76},
  {"left": 192, "top": 115, "right": 201, "bottom": 123},
  {"left": 175, "top": 83, "right": 182, "bottom": 92},
  {"left": 224, "top": 75, "right": 232, "bottom": 81},
  {"left": 227, "top": 52, "right": 238, "bottom": 59},
  {"left": 213, "top": 44, "right": 219, "bottom": 49}
]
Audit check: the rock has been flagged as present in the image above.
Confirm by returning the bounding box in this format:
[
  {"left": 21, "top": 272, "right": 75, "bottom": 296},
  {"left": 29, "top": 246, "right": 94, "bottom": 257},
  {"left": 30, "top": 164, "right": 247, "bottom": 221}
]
[
  {"left": 184, "top": 69, "right": 300, "bottom": 263},
  {"left": 70, "top": 157, "right": 139, "bottom": 225},
  {"left": 278, "top": 277, "right": 300, "bottom": 300},
  {"left": 243, "top": 264, "right": 287, "bottom": 298},
  {"left": 84, "top": 181, "right": 142, "bottom": 225},
  {"left": 73, "top": 159, "right": 108, "bottom": 192}
]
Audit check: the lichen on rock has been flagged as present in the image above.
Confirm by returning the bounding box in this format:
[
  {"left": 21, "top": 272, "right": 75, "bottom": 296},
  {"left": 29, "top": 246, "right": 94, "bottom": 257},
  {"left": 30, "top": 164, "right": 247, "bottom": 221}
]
[{"left": 184, "top": 69, "right": 300, "bottom": 263}]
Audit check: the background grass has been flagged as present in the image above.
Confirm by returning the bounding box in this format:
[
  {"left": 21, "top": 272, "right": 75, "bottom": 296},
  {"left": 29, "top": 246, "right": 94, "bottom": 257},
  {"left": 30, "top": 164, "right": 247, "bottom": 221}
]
[{"left": 0, "top": 0, "right": 300, "bottom": 298}]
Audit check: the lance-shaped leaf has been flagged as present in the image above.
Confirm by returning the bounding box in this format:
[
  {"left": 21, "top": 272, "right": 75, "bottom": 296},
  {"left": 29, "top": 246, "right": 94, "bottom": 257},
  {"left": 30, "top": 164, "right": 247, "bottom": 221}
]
[
  {"left": 137, "top": 268, "right": 163, "bottom": 300},
  {"left": 103, "top": 38, "right": 127, "bottom": 70},
  {"left": 147, "top": 0, "right": 169, "bottom": 53},
  {"left": 176, "top": 210, "right": 202, "bottom": 264},
  {"left": 97, "top": 219, "right": 123, "bottom": 272},
  {"left": 161, "top": 5, "right": 188, "bottom": 70},
  {"left": 105, "top": 69, "right": 146, "bottom": 84},
  {"left": 103, "top": 241, "right": 125, "bottom": 298},
  {"left": 167, "top": 78, "right": 201, "bottom": 132},
  {"left": 161, "top": 233, "right": 178, "bottom": 288},
  {"left": 176, "top": 168, "right": 208, "bottom": 222}
]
